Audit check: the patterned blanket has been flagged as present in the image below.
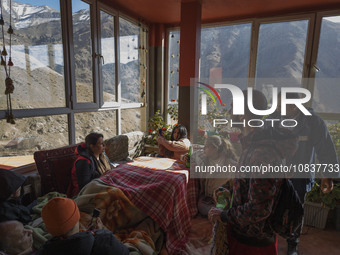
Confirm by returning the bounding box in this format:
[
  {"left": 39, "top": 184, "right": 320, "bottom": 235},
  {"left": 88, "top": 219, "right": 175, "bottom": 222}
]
[
  {"left": 76, "top": 179, "right": 163, "bottom": 254},
  {"left": 100, "top": 156, "right": 198, "bottom": 255}
]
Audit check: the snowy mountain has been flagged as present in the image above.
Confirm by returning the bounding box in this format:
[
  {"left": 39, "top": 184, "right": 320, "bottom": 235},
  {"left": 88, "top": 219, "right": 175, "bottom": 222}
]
[{"left": 1, "top": 0, "right": 61, "bottom": 29}]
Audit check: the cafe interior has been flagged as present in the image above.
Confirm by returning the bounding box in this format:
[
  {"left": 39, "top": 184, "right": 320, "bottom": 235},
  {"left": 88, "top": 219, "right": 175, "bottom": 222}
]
[{"left": 1, "top": 0, "right": 340, "bottom": 254}]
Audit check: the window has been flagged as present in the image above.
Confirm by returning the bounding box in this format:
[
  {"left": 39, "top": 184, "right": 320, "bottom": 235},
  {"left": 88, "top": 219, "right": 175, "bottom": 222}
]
[
  {"left": 74, "top": 110, "right": 117, "bottom": 143},
  {"left": 100, "top": 10, "right": 116, "bottom": 103},
  {"left": 256, "top": 20, "right": 309, "bottom": 81},
  {"left": 255, "top": 19, "right": 309, "bottom": 104},
  {"left": 0, "top": 0, "right": 65, "bottom": 109},
  {"left": 168, "top": 30, "right": 180, "bottom": 103},
  {"left": 0, "top": 115, "right": 68, "bottom": 165},
  {"left": 121, "top": 108, "right": 146, "bottom": 133},
  {"left": 72, "top": 0, "right": 94, "bottom": 103},
  {"left": 119, "top": 17, "right": 146, "bottom": 104},
  {"left": 201, "top": 24, "right": 251, "bottom": 83},
  {"left": 0, "top": 0, "right": 148, "bottom": 168},
  {"left": 311, "top": 15, "right": 340, "bottom": 113},
  {"left": 200, "top": 23, "right": 252, "bottom": 109}
]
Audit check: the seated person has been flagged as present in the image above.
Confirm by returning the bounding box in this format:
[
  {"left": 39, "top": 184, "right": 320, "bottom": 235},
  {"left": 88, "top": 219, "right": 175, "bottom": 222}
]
[
  {"left": 188, "top": 136, "right": 237, "bottom": 216},
  {"left": 69, "top": 133, "right": 112, "bottom": 197},
  {"left": 0, "top": 169, "right": 31, "bottom": 224},
  {"left": 157, "top": 124, "right": 191, "bottom": 161},
  {"left": 38, "top": 197, "right": 128, "bottom": 255},
  {"left": 0, "top": 220, "right": 34, "bottom": 255}
]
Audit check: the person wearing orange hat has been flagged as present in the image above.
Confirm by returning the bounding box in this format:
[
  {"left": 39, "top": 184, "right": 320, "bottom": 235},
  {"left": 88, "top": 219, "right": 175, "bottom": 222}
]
[{"left": 37, "top": 197, "right": 128, "bottom": 255}]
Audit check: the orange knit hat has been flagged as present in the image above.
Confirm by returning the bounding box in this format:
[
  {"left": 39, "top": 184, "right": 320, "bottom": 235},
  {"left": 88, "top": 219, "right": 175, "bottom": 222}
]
[{"left": 42, "top": 197, "right": 80, "bottom": 236}]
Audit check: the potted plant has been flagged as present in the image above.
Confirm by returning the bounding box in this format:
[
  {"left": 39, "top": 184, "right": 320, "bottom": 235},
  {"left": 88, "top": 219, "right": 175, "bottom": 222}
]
[
  {"left": 305, "top": 180, "right": 340, "bottom": 229},
  {"left": 144, "top": 110, "right": 176, "bottom": 154}
]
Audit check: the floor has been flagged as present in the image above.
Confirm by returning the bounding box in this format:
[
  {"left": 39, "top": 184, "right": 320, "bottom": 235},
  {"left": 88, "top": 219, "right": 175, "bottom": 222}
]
[{"left": 183, "top": 215, "right": 340, "bottom": 255}]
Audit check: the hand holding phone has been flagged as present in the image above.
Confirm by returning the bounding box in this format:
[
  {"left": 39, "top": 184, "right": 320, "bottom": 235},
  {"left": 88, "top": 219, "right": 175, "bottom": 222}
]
[{"left": 88, "top": 208, "right": 101, "bottom": 231}]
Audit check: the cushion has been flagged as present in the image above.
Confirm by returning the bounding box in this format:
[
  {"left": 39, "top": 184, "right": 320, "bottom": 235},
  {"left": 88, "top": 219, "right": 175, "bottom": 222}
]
[
  {"left": 34, "top": 144, "right": 78, "bottom": 196},
  {"left": 105, "top": 131, "right": 145, "bottom": 162}
]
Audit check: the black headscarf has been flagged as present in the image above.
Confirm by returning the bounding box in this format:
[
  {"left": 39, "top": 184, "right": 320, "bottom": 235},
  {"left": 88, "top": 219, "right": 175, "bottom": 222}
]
[
  {"left": 0, "top": 169, "right": 31, "bottom": 224},
  {"left": 0, "top": 168, "right": 26, "bottom": 202}
]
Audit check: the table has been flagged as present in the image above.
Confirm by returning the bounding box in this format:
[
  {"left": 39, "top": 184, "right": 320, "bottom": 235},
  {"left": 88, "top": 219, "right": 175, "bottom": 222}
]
[{"left": 100, "top": 156, "right": 198, "bottom": 255}]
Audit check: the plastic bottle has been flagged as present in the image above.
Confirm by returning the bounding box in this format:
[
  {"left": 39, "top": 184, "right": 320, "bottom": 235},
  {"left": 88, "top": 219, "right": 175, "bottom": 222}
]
[
  {"left": 186, "top": 145, "right": 192, "bottom": 168},
  {"left": 216, "top": 187, "right": 226, "bottom": 209}
]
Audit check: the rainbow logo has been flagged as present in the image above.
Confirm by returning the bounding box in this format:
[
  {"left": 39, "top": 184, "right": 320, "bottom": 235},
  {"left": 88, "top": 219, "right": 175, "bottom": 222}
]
[{"left": 197, "top": 82, "right": 223, "bottom": 115}]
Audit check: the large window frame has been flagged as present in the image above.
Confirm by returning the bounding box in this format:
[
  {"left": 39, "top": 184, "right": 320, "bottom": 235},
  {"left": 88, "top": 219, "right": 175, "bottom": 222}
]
[
  {"left": 307, "top": 10, "right": 340, "bottom": 120},
  {"left": 0, "top": 0, "right": 148, "bottom": 146},
  {"left": 165, "top": 10, "right": 340, "bottom": 123}
]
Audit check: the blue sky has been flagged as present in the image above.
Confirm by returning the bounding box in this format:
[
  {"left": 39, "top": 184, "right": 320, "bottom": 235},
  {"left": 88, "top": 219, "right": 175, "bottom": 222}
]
[{"left": 17, "top": 0, "right": 88, "bottom": 12}]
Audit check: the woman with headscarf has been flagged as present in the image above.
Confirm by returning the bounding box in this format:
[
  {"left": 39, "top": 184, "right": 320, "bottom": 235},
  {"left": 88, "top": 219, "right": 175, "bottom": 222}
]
[
  {"left": 68, "top": 133, "right": 112, "bottom": 197},
  {"left": 0, "top": 169, "right": 32, "bottom": 224},
  {"left": 189, "top": 135, "right": 238, "bottom": 216}
]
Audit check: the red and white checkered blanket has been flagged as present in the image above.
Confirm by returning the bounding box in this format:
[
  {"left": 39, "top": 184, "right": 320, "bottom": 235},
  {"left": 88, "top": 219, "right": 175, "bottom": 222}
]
[{"left": 100, "top": 157, "right": 198, "bottom": 255}]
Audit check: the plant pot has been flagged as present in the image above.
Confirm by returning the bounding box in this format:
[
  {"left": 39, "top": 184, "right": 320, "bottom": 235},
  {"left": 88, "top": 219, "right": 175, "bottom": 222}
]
[{"left": 304, "top": 201, "right": 330, "bottom": 229}]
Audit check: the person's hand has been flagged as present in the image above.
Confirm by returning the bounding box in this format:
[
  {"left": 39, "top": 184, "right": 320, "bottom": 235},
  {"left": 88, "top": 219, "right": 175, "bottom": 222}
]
[
  {"left": 87, "top": 217, "right": 104, "bottom": 231},
  {"left": 208, "top": 207, "right": 223, "bottom": 224},
  {"left": 213, "top": 187, "right": 230, "bottom": 204},
  {"left": 181, "top": 154, "right": 188, "bottom": 162},
  {"left": 157, "top": 135, "right": 164, "bottom": 143},
  {"left": 321, "top": 178, "right": 333, "bottom": 194},
  {"left": 95, "top": 217, "right": 104, "bottom": 230}
]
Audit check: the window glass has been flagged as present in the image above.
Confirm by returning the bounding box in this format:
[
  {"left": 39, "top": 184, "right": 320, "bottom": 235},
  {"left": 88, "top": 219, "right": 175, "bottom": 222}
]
[
  {"left": 119, "top": 18, "right": 146, "bottom": 103},
  {"left": 200, "top": 23, "right": 252, "bottom": 111},
  {"left": 255, "top": 20, "right": 309, "bottom": 104},
  {"left": 312, "top": 16, "right": 340, "bottom": 113},
  {"left": 121, "top": 107, "right": 146, "bottom": 133},
  {"left": 100, "top": 10, "right": 116, "bottom": 103},
  {"left": 326, "top": 120, "right": 340, "bottom": 160},
  {"left": 74, "top": 110, "right": 117, "bottom": 143},
  {"left": 168, "top": 30, "right": 180, "bottom": 103},
  {"left": 0, "top": 115, "right": 68, "bottom": 167},
  {"left": 201, "top": 24, "right": 251, "bottom": 84},
  {"left": 72, "top": 0, "right": 94, "bottom": 103},
  {"left": 0, "top": 0, "right": 65, "bottom": 109}
]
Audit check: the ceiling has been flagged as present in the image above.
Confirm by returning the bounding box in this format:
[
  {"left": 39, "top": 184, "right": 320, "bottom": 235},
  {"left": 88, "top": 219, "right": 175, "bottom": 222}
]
[{"left": 101, "top": 0, "right": 340, "bottom": 25}]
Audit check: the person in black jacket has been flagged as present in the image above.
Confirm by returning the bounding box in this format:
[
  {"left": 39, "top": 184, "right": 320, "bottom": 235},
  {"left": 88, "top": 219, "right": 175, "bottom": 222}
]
[
  {"left": 0, "top": 169, "right": 31, "bottom": 224},
  {"left": 37, "top": 197, "right": 128, "bottom": 255},
  {"left": 266, "top": 92, "right": 339, "bottom": 255},
  {"left": 69, "top": 133, "right": 112, "bottom": 197}
]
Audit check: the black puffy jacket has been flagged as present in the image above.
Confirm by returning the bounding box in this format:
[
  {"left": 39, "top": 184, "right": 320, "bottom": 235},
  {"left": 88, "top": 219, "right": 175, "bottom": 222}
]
[{"left": 37, "top": 229, "right": 129, "bottom": 255}]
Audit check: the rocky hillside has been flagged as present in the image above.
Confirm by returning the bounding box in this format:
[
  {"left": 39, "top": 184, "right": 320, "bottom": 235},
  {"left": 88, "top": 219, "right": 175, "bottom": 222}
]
[
  {"left": 0, "top": 0, "right": 144, "bottom": 156},
  {"left": 169, "top": 20, "right": 340, "bottom": 113},
  {"left": 203, "top": 20, "right": 340, "bottom": 112}
]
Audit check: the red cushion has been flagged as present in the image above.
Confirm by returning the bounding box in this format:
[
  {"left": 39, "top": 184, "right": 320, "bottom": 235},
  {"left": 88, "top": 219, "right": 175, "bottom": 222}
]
[{"left": 34, "top": 144, "right": 79, "bottom": 196}]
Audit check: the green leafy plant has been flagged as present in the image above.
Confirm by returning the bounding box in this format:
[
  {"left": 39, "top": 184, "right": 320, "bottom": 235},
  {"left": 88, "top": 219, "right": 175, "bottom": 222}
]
[
  {"left": 144, "top": 110, "right": 176, "bottom": 145},
  {"left": 306, "top": 180, "right": 340, "bottom": 209}
]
